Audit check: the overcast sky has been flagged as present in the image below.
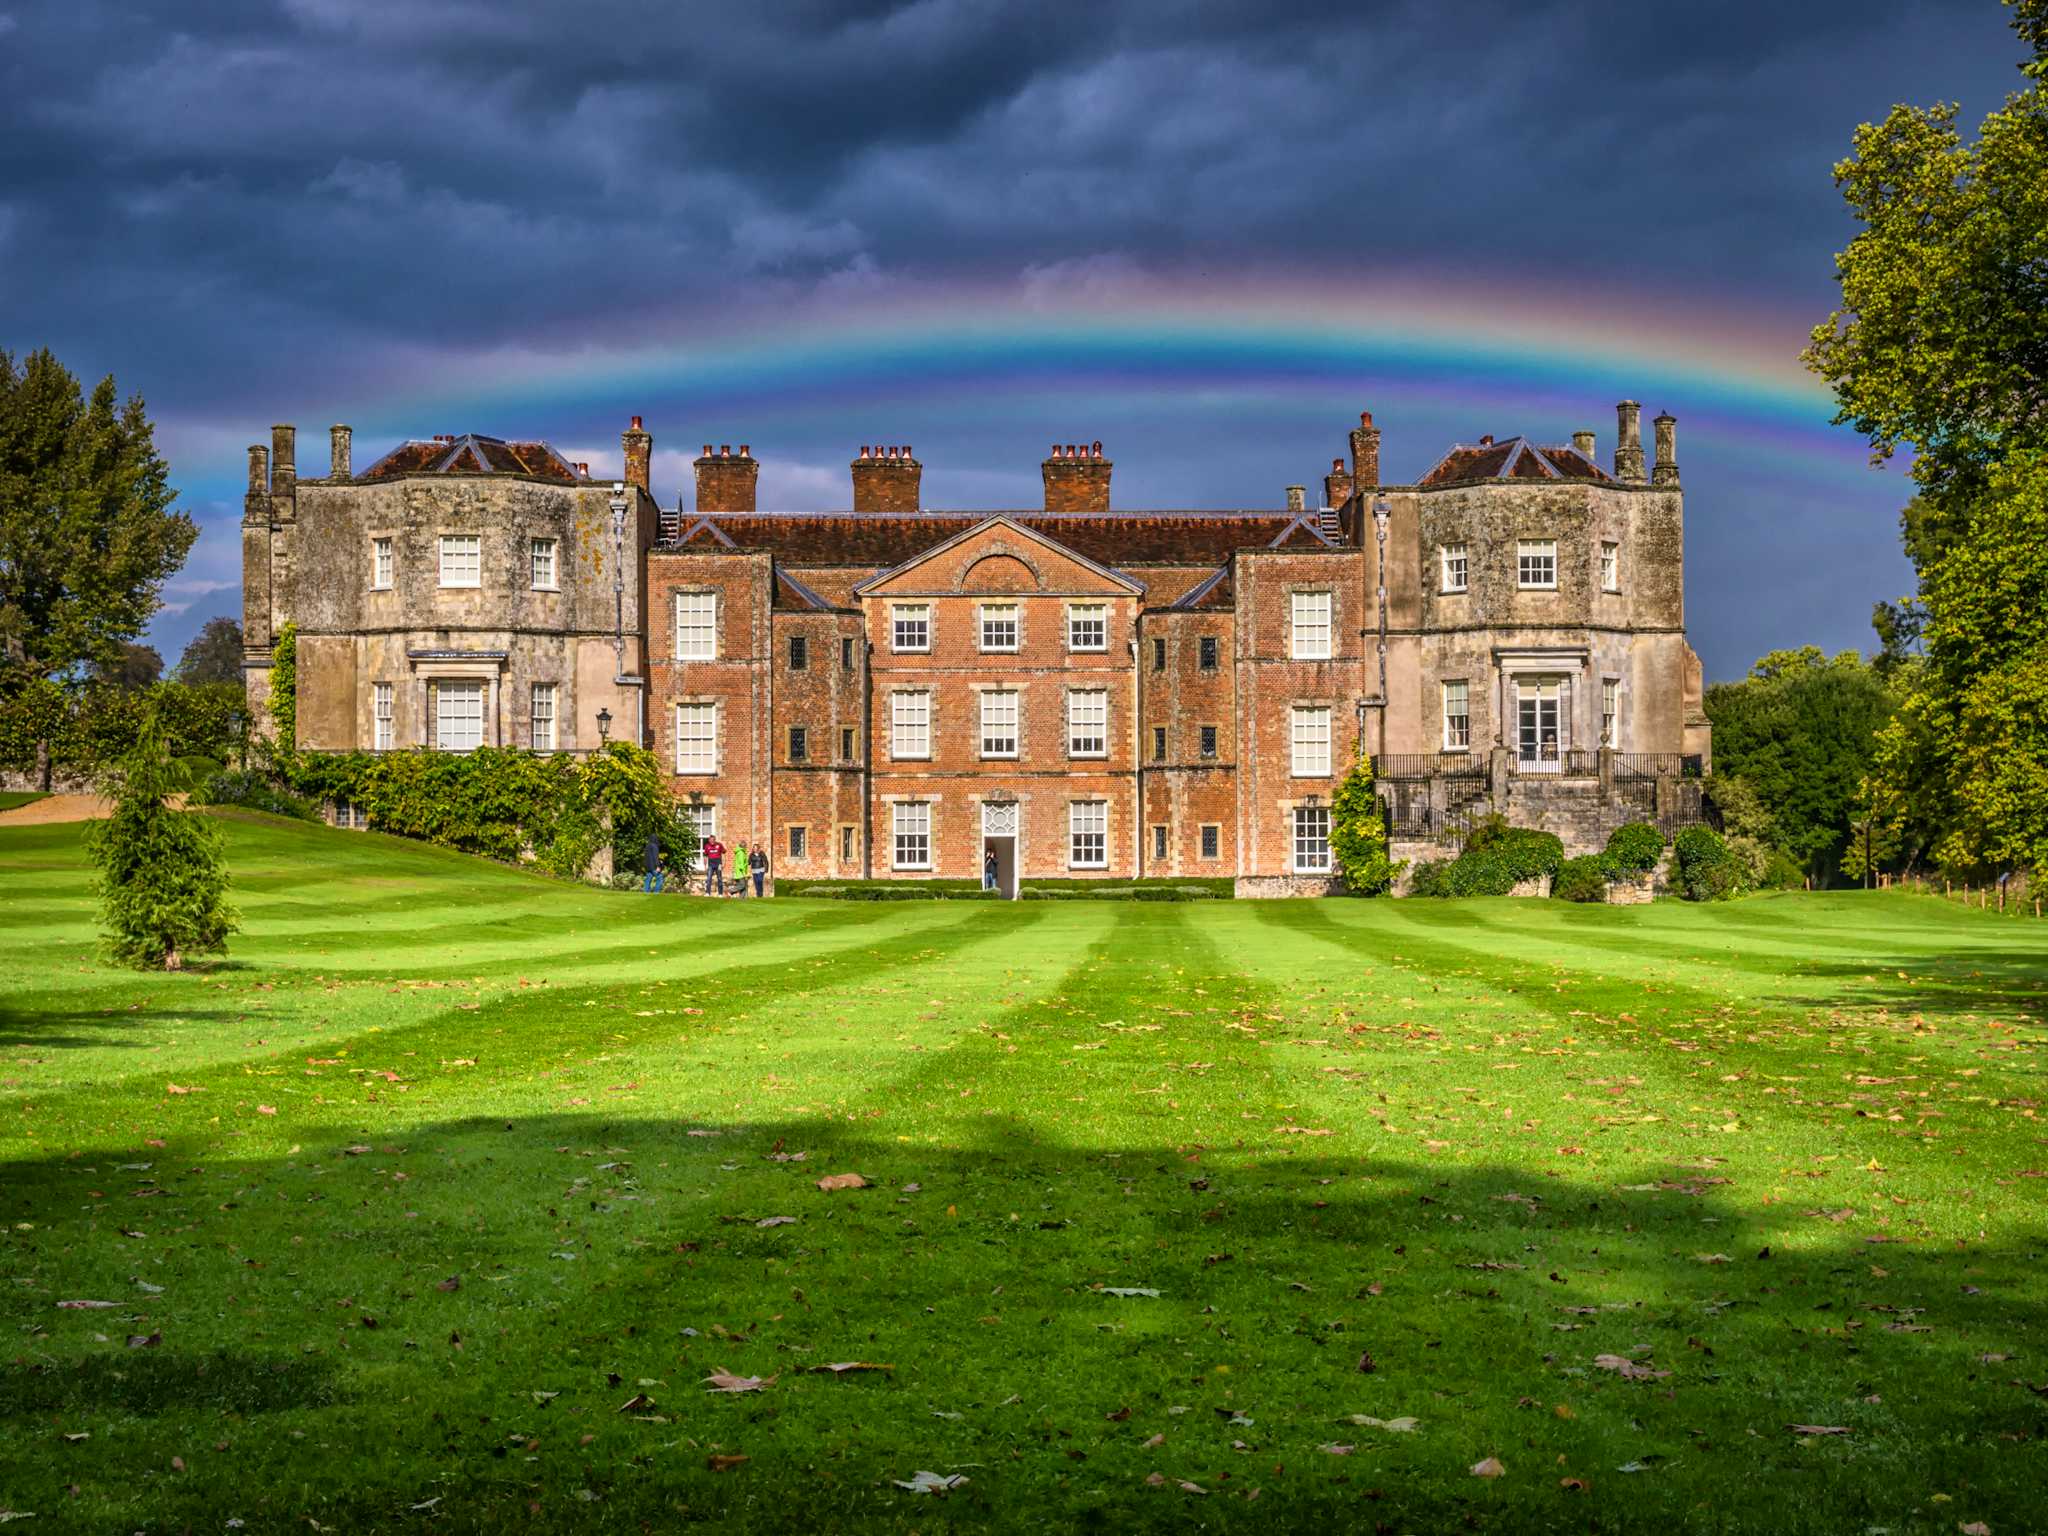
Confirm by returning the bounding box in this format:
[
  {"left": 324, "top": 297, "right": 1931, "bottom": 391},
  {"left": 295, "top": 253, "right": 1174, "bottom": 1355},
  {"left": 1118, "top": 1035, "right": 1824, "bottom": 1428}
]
[{"left": 0, "top": 0, "right": 2030, "bottom": 679}]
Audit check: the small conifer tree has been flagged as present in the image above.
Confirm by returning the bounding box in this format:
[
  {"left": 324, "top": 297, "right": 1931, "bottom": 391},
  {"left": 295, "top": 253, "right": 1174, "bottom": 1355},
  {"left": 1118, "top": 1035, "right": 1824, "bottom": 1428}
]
[
  {"left": 87, "top": 703, "right": 238, "bottom": 969},
  {"left": 1330, "top": 755, "right": 1396, "bottom": 895}
]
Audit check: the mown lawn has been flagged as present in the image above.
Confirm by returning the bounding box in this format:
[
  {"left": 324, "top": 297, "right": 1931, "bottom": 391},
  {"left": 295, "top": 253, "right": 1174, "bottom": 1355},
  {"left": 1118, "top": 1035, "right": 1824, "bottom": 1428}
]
[{"left": 1, "top": 812, "right": 2044, "bottom": 1533}]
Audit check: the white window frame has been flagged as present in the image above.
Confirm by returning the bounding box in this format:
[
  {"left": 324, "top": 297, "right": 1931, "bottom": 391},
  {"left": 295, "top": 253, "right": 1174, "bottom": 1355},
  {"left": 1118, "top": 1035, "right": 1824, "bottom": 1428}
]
[
  {"left": 979, "top": 603, "right": 1019, "bottom": 653},
  {"left": 371, "top": 537, "right": 394, "bottom": 591},
  {"left": 438, "top": 534, "right": 481, "bottom": 589},
  {"left": 891, "top": 603, "right": 930, "bottom": 654},
  {"left": 530, "top": 682, "right": 557, "bottom": 751},
  {"left": 675, "top": 701, "right": 718, "bottom": 774},
  {"left": 1067, "top": 688, "right": 1107, "bottom": 758},
  {"left": 530, "top": 537, "right": 558, "bottom": 591},
  {"left": 674, "top": 591, "right": 717, "bottom": 661},
  {"left": 1293, "top": 805, "right": 1332, "bottom": 873},
  {"left": 682, "top": 802, "right": 717, "bottom": 869},
  {"left": 890, "top": 690, "right": 931, "bottom": 760},
  {"left": 1602, "top": 678, "right": 1620, "bottom": 748},
  {"left": 1443, "top": 679, "right": 1471, "bottom": 751},
  {"left": 1440, "top": 543, "right": 1468, "bottom": 593},
  {"left": 372, "top": 681, "right": 394, "bottom": 750},
  {"left": 1290, "top": 591, "right": 1333, "bottom": 659},
  {"left": 1069, "top": 800, "right": 1107, "bottom": 869},
  {"left": 1517, "top": 539, "right": 1557, "bottom": 590},
  {"left": 435, "top": 679, "right": 484, "bottom": 751},
  {"left": 1290, "top": 704, "right": 1332, "bottom": 777},
  {"left": 979, "top": 689, "right": 1018, "bottom": 759},
  {"left": 892, "top": 801, "right": 931, "bottom": 870},
  {"left": 1600, "top": 540, "right": 1620, "bottom": 592},
  {"left": 1066, "top": 603, "right": 1107, "bottom": 653}
]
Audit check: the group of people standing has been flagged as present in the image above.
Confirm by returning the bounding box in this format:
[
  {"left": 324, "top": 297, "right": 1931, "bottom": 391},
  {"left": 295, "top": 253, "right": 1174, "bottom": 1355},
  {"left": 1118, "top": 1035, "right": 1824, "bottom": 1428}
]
[{"left": 643, "top": 831, "right": 767, "bottom": 897}]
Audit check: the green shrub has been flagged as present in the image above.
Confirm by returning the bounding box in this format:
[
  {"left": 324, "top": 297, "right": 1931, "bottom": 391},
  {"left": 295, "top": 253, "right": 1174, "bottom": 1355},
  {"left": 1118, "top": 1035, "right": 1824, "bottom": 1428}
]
[
  {"left": 1408, "top": 825, "right": 1564, "bottom": 897},
  {"left": 1604, "top": 821, "right": 1665, "bottom": 873},
  {"left": 191, "top": 769, "right": 318, "bottom": 821},
  {"left": 1553, "top": 854, "right": 1616, "bottom": 902},
  {"left": 1407, "top": 858, "right": 1454, "bottom": 897},
  {"left": 1673, "top": 825, "right": 1744, "bottom": 901},
  {"left": 1763, "top": 848, "right": 1807, "bottom": 889},
  {"left": 85, "top": 705, "right": 239, "bottom": 970},
  {"left": 175, "top": 755, "right": 223, "bottom": 790},
  {"left": 1331, "top": 758, "right": 1396, "bottom": 895}
]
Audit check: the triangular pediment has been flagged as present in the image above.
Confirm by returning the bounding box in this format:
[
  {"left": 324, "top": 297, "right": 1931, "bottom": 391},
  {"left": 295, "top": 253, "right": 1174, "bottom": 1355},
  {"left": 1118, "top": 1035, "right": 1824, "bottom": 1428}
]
[{"left": 853, "top": 517, "right": 1144, "bottom": 598}]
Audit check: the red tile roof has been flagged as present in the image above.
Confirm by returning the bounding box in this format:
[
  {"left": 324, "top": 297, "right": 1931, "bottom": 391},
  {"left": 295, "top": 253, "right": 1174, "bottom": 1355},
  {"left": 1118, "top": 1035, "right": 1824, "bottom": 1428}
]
[
  {"left": 358, "top": 434, "right": 579, "bottom": 484},
  {"left": 1417, "top": 437, "right": 1612, "bottom": 487},
  {"left": 664, "top": 510, "right": 1319, "bottom": 567}
]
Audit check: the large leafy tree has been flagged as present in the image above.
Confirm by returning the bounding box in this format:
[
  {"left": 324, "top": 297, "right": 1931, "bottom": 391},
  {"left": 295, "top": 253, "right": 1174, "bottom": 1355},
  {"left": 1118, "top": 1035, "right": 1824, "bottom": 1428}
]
[
  {"left": 1803, "top": 0, "right": 2048, "bottom": 880},
  {"left": 1703, "top": 648, "right": 1903, "bottom": 881},
  {"left": 0, "top": 348, "right": 192, "bottom": 685},
  {"left": 173, "top": 616, "right": 243, "bottom": 686}
]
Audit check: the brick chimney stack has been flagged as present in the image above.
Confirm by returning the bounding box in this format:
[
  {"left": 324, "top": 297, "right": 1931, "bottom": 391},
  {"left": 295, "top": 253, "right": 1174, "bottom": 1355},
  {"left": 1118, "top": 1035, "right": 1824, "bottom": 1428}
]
[
  {"left": 1613, "top": 400, "right": 1646, "bottom": 484},
  {"left": 1041, "top": 441, "right": 1111, "bottom": 512},
  {"left": 1349, "top": 410, "right": 1381, "bottom": 492},
  {"left": 1571, "top": 428, "right": 1596, "bottom": 465},
  {"left": 852, "top": 445, "right": 921, "bottom": 512},
  {"left": 1651, "top": 412, "right": 1679, "bottom": 486},
  {"left": 695, "top": 443, "right": 759, "bottom": 513},
  {"left": 1323, "top": 456, "right": 1353, "bottom": 509},
  {"left": 330, "top": 425, "right": 352, "bottom": 480},
  {"left": 270, "top": 424, "right": 296, "bottom": 499},
  {"left": 622, "top": 415, "right": 653, "bottom": 495}
]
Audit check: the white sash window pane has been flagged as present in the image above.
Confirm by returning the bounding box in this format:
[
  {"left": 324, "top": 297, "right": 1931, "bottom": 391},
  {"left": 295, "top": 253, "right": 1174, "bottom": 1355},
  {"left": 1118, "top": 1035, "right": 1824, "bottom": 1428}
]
[
  {"left": 1291, "top": 592, "right": 1332, "bottom": 658},
  {"left": 980, "top": 690, "right": 1018, "bottom": 757},
  {"left": 1602, "top": 678, "right": 1620, "bottom": 747},
  {"left": 436, "top": 680, "right": 483, "bottom": 751},
  {"left": 1443, "top": 680, "right": 1470, "bottom": 749},
  {"left": 438, "top": 535, "right": 481, "bottom": 588},
  {"left": 1517, "top": 540, "right": 1557, "bottom": 589},
  {"left": 371, "top": 538, "right": 394, "bottom": 590},
  {"left": 373, "top": 682, "right": 394, "bottom": 750},
  {"left": 675, "top": 592, "right": 717, "bottom": 660},
  {"left": 1069, "top": 800, "right": 1107, "bottom": 868},
  {"left": 1291, "top": 705, "right": 1331, "bottom": 776},
  {"left": 1067, "top": 689, "right": 1107, "bottom": 756},
  {"left": 683, "top": 802, "right": 717, "bottom": 869},
  {"left": 531, "top": 538, "right": 557, "bottom": 589},
  {"left": 891, "top": 691, "right": 930, "bottom": 759},
  {"left": 1441, "top": 544, "right": 1468, "bottom": 592},
  {"left": 675, "top": 702, "right": 718, "bottom": 773},
  {"left": 892, "top": 801, "right": 931, "bottom": 869},
  {"left": 1600, "top": 541, "right": 1620, "bottom": 591},
  {"left": 1067, "top": 604, "right": 1107, "bottom": 652},
  {"left": 892, "top": 604, "right": 930, "bottom": 653},
  {"left": 530, "top": 683, "right": 557, "bottom": 750},
  {"left": 1293, "top": 806, "right": 1331, "bottom": 872},
  {"left": 980, "top": 604, "right": 1018, "bottom": 652}
]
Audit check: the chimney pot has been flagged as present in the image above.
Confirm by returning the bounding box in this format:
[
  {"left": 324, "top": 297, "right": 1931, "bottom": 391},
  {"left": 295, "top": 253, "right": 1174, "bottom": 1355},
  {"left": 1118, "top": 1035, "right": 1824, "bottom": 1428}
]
[
  {"left": 702, "top": 444, "right": 712, "bottom": 458},
  {"left": 1360, "top": 410, "right": 1374, "bottom": 428},
  {"left": 1286, "top": 485, "right": 1307, "bottom": 513},
  {"left": 719, "top": 444, "right": 730, "bottom": 457},
  {"left": 739, "top": 444, "right": 750, "bottom": 458},
  {"left": 630, "top": 415, "right": 643, "bottom": 431},
  {"left": 1092, "top": 440, "right": 1102, "bottom": 458},
  {"left": 329, "top": 424, "right": 352, "bottom": 480}
]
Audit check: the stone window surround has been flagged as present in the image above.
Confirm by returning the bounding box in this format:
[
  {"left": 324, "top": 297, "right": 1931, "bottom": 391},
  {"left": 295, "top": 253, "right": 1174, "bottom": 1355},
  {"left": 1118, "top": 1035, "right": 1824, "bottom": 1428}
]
[
  {"left": 786, "top": 823, "right": 808, "bottom": 861},
  {"left": 680, "top": 797, "right": 719, "bottom": 869},
  {"left": 1516, "top": 538, "right": 1559, "bottom": 591},
  {"left": 530, "top": 537, "right": 559, "bottom": 591},
  {"left": 1599, "top": 539, "right": 1623, "bottom": 593},
  {"left": 890, "top": 602, "right": 931, "bottom": 654},
  {"left": 370, "top": 534, "right": 395, "bottom": 592},
  {"left": 977, "top": 685, "right": 1021, "bottom": 760},
  {"left": 673, "top": 588, "right": 719, "bottom": 662},
  {"left": 1068, "top": 797, "right": 1110, "bottom": 868},
  {"left": 1198, "top": 823, "right": 1222, "bottom": 860},
  {"left": 1288, "top": 800, "right": 1333, "bottom": 873},
  {"left": 887, "top": 798, "right": 934, "bottom": 870},
  {"left": 889, "top": 686, "right": 932, "bottom": 760},
  {"left": 1065, "top": 601, "right": 1109, "bottom": 653},
  {"left": 672, "top": 695, "right": 721, "bottom": 775},
  {"left": 1066, "top": 686, "right": 1109, "bottom": 759},
  {"left": 1287, "top": 587, "right": 1335, "bottom": 660},
  {"left": 1489, "top": 647, "right": 1591, "bottom": 752},
  {"left": 406, "top": 653, "right": 506, "bottom": 750},
  {"left": 977, "top": 601, "right": 1022, "bottom": 654},
  {"left": 1289, "top": 698, "right": 1335, "bottom": 778},
  {"left": 437, "top": 533, "right": 482, "bottom": 589},
  {"left": 1439, "top": 542, "right": 1469, "bottom": 594}
]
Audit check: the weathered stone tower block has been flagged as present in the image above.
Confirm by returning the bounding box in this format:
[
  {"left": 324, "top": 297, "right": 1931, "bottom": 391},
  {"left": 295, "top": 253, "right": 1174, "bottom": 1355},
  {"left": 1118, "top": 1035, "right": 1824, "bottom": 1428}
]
[
  {"left": 330, "top": 425, "right": 352, "bottom": 480},
  {"left": 1651, "top": 412, "right": 1680, "bottom": 486},
  {"left": 1613, "top": 400, "right": 1646, "bottom": 484}
]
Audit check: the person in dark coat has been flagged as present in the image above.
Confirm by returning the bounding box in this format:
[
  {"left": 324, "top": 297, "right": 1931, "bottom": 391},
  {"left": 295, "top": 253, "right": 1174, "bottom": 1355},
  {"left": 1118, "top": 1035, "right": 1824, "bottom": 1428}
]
[
  {"left": 643, "top": 831, "right": 663, "bottom": 893},
  {"left": 750, "top": 842, "right": 768, "bottom": 897}
]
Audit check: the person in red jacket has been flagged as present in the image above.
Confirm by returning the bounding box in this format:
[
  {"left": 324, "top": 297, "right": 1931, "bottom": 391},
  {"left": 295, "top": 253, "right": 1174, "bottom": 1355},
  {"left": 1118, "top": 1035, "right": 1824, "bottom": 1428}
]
[{"left": 700, "top": 834, "right": 726, "bottom": 895}]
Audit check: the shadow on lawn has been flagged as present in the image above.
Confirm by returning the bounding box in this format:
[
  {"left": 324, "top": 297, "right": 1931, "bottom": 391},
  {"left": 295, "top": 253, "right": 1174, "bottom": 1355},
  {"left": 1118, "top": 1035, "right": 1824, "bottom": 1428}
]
[
  {"left": 0, "top": 1002, "right": 266, "bottom": 1050},
  {"left": 6, "top": 1112, "right": 2046, "bottom": 1533}
]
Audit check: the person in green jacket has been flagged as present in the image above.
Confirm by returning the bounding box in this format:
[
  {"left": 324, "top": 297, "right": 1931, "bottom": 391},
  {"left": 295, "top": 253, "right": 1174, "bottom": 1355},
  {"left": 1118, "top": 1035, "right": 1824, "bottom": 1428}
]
[{"left": 730, "top": 841, "right": 750, "bottom": 897}]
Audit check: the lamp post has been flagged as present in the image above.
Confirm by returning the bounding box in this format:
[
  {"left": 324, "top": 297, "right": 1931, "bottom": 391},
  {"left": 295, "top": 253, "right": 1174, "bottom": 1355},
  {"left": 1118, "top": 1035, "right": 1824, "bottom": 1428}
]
[{"left": 595, "top": 707, "right": 612, "bottom": 745}]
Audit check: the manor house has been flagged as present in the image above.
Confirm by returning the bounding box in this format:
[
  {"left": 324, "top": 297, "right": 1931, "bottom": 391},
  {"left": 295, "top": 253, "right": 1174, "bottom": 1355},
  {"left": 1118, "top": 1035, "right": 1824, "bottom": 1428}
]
[{"left": 242, "top": 401, "right": 1710, "bottom": 893}]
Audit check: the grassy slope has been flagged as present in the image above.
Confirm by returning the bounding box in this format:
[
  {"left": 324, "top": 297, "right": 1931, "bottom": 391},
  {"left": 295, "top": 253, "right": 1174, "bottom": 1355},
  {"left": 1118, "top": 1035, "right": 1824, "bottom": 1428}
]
[
  {"left": 1, "top": 813, "right": 2044, "bottom": 1533},
  {"left": 0, "top": 793, "right": 47, "bottom": 813}
]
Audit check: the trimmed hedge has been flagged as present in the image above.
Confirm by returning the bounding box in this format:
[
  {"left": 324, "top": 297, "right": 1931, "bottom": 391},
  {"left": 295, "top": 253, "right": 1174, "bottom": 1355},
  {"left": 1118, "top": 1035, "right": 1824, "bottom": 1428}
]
[
  {"left": 773, "top": 877, "right": 1224, "bottom": 901},
  {"left": 1604, "top": 821, "right": 1665, "bottom": 873},
  {"left": 1411, "top": 821, "right": 1565, "bottom": 897},
  {"left": 1552, "top": 854, "right": 1615, "bottom": 903},
  {"left": 1673, "top": 825, "right": 1744, "bottom": 901}
]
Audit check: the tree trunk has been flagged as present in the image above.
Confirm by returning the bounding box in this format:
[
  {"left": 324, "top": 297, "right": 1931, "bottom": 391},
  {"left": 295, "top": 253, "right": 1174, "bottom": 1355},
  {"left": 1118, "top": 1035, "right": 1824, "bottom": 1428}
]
[{"left": 35, "top": 736, "right": 51, "bottom": 793}]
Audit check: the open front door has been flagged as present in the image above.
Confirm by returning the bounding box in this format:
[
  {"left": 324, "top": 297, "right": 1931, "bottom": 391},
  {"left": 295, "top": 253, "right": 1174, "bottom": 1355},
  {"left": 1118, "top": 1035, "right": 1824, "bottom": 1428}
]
[{"left": 982, "top": 801, "right": 1021, "bottom": 900}]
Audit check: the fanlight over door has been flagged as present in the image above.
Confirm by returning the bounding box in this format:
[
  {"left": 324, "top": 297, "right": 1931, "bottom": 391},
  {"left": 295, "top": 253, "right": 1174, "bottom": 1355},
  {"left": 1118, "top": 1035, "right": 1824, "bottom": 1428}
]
[{"left": 982, "top": 800, "right": 1018, "bottom": 837}]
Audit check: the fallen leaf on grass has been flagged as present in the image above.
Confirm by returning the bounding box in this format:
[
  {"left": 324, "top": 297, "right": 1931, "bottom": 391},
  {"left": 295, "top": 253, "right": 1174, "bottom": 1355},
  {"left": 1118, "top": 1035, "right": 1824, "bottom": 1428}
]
[
  {"left": 1471, "top": 1456, "right": 1506, "bottom": 1479},
  {"left": 616, "top": 1394, "right": 655, "bottom": 1413},
  {"left": 1342, "top": 1415, "right": 1419, "bottom": 1432},
  {"left": 1692, "top": 1253, "right": 1733, "bottom": 1265},
  {"left": 1787, "top": 1424, "right": 1851, "bottom": 1436},
  {"left": 706, "top": 1454, "right": 749, "bottom": 1472},
  {"left": 256, "top": 1105, "right": 276, "bottom": 1116},
  {"left": 1317, "top": 1443, "right": 1355, "bottom": 1455},
  {"left": 808, "top": 1362, "right": 893, "bottom": 1375},
  {"left": 1141, "top": 1433, "right": 1165, "bottom": 1448},
  {"left": 1274, "top": 1124, "right": 1333, "bottom": 1136},
  {"left": 755, "top": 1216, "right": 797, "bottom": 1229},
  {"left": 56, "top": 1300, "right": 118, "bottom": 1310},
  {"left": 165, "top": 1083, "right": 196, "bottom": 1095},
  {"left": 436, "top": 1276, "right": 460, "bottom": 1293},
  {"left": 126, "top": 1333, "right": 160, "bottom": 1349},
  {"left": 815, "top": 1173, "right": 867, "bottom": 1192},
  {"left": 1959, "top": 1523, "right": 1991, "bottom": 1535},
  {"left": 704, "top": 1372, "right": 772, "bottom": 1394},
  {"left": 1561, "top": 1477, "right": 1588, "bottom": 1491},
  {"left": 1594, "top": 1354, "right": 1671, "bottom": 1382},
  {"left": 1099, "top": 1287, "right": 1161, "bottom": 1298},
  {"left": 893, "top": 1472, "right": 968, "bottom": 1494}
]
